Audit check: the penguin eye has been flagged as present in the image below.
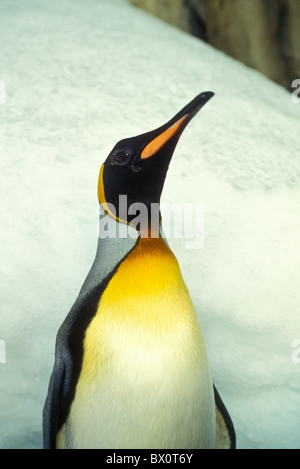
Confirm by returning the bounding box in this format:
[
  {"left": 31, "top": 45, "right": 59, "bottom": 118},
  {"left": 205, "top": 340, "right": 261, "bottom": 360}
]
[{"left": 111, "top": 150, "right": 131, "bottom": 165}]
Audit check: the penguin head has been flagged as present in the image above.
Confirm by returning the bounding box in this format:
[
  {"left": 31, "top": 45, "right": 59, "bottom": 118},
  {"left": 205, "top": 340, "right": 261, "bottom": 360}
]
[{"left": 98, "top": 92, "right": 214, "bottom": 228}]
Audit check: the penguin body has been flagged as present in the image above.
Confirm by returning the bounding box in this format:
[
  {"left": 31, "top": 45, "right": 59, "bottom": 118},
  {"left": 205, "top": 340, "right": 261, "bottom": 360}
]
[
  {"left": 57, "top": 235, "right": 215, "bottom": 449},
  {"left": 43, "top": 93, "right": 236, "bottom": 449}
]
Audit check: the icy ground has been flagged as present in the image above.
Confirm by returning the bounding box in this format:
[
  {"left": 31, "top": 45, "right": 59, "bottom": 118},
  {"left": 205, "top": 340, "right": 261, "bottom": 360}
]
[{"left": 1, "top": 0, "right": 300, "bottom": 449}]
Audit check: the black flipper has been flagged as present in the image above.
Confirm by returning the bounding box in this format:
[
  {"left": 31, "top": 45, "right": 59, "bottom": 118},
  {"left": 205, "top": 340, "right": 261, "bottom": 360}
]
[
  {"left": 43, "top": 349, "right": 71, "bottom": 449},
  {"left": 42, "top": 285, "right": 109, "bottom": 449},
  {"left": 214, "top": 385, "right": 236, "bottom": 449}
]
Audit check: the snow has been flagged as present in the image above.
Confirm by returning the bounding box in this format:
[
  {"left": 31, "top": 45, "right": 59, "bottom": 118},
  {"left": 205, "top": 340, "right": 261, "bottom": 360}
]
[{"left": 1, "top": 0, "right": 300, "bottom": 449}]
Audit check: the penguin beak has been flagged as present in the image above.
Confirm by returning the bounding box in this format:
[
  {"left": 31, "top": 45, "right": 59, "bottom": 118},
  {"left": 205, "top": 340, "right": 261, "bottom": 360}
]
[{"left": 140, "top": 92, "right": 214, "bottom": 160}]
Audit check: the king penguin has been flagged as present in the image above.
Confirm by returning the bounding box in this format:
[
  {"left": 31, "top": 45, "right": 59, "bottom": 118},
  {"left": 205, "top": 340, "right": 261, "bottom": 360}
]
[{"left": 43, "top": 92, "right": 236, "bottom": 449}]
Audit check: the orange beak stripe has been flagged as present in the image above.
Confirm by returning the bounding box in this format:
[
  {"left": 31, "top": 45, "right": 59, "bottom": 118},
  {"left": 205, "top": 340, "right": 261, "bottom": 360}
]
[{"left": 141, "top": 115, "right": 187, "bottom": 160}]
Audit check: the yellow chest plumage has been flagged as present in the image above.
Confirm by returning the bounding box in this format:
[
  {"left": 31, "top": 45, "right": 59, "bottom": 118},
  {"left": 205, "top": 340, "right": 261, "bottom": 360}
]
[{"left": 57, "top": 237, "right": 215, "bottom": 449}]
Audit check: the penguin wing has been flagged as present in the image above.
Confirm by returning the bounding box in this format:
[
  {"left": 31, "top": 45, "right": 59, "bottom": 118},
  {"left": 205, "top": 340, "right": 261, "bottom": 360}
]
[
  {"left": 43, "top": 343, "right": 73, "bottom": 449},
  {"left": 214, "top": 385, "right": 236, "bottom": 449},
  {"left": 43, "top": 284, "right": 109, "bottom": 449}
]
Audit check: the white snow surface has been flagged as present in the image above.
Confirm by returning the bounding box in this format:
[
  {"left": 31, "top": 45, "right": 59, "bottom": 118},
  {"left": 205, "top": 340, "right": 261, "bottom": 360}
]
[{"left": 1, "top": 0, "right": 300, "bottom": 449}]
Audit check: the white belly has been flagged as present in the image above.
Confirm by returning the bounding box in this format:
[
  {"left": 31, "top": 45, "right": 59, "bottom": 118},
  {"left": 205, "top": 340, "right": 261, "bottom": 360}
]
[{"left": 57, "top": 319, "right": 216, "bottom": 449}]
